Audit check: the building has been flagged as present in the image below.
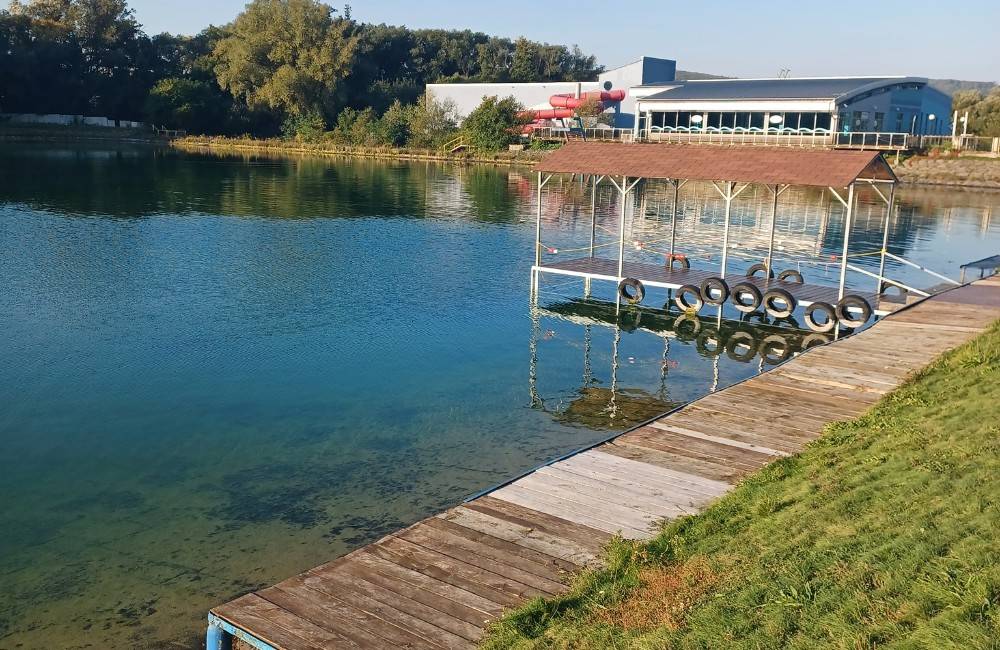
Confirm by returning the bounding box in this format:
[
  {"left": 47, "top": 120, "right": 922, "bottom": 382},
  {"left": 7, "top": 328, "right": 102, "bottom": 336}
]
[
  {"left": 633, "top": 76, "right": 952, "bottom": 139},
  {"left": 426, "top": 56, "right": 677, "bottom": 129}
]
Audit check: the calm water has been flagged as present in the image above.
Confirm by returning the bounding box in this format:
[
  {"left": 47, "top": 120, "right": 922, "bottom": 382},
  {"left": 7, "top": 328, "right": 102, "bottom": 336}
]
[{"left": 1, "top": 144, "right": 998, "bottom": 649}]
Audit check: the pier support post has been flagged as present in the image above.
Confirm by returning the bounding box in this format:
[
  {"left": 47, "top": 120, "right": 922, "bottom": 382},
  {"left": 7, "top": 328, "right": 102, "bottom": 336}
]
[
  {"left": 876, "top": 183, "right": 896, "bottom": 296},
  {"left": 206, "top": 621, "right": 226, "bottom": 650},
  {"left": 668, "top": 179, "right": 686, "bottom": 263},
  {"left": 834, "top": 182, "right": 856, "bottom": 301},
  {"left": 765, "top": 184, "right": 788, "bottom": 274},
  {"left": 712, "top": 181, "right": 749, "bottom": 279},
  {"left": 533, "top": 172, "right": 553, "bottom": 296}
]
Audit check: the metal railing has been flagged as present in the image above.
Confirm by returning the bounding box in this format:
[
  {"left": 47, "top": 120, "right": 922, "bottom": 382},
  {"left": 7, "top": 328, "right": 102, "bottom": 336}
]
[
  {"left": 833, "top": 132, "right": 909, "bottom": 150},
  {"left": 531, "top": 127, "right": 634, "bottom": 142},
  {"left": 911, "top": 134, "right": 1000, "bottom": 153},
  {"left": 641, "top": 128, "right": 835, "bottom": 148}
]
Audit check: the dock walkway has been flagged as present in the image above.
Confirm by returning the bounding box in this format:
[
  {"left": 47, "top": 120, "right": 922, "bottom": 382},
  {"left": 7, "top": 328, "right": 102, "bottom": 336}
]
[{"left": 210, "top": 278, "right": 1000, "bottom": 650}]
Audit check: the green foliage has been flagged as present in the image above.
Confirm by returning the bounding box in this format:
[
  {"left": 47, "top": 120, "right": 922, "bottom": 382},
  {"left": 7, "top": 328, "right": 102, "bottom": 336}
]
[
  {"left": 144, "top": 78, "right": 228, "bottom": 134},
  {"left": 327, "top": 107, "right": 380, "bottom": 146},
  {"left": 378, "top": 99, "right": 412, "bottom": 147},
  {"left": 406, "top": 95, "right": 459, "bottom": 148},
  {"left": 0, "top": 0, "right": 602, "bottom": 137},
  {"left": 953, "top": 88, "right": 1000, "bottom": 137},
  {"left": 280, "top": 109, "right": 326, "bottom": 142},
  {"left": 483, "top": 320, "right": 1000, "bottom": 649},
  {"left": 462, "top": 96, "right": 526, "bottom": 152},
  {"left": 213, "top": 0, "right": 359, "bottom": 122}
]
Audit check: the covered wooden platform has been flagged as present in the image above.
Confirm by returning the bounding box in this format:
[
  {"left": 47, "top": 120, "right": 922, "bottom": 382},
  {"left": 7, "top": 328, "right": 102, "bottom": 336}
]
[
  {"left": 530, "top": 142, "right": 908, "bottom": 321},
  {"left": 206, "top": 278, "right": 1000, "bottom": 650}
]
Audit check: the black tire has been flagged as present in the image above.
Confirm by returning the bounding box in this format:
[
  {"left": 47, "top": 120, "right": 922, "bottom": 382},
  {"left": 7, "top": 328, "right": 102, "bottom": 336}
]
[
  {"left": 695, "top": 327, "right": 723, "bottom": 357},
  {"left": 673, "top": 313, "right": 701, "bottom": 341},
  {"left": 836, "top": 295, "right": 873, "bottom": 328},
  {"left": 777, "top": 269, "right": 804, "bottom": 284},
  {"left": 700, "top": 277, "right": 730, "bottom": 306},
  {"left": 801, "top": 333, "right": 831, "bottom": 350},
  {"left": 674, "top": 284, "right": 704, "bottom": 312},
  {"left": 879, "top": 281, "right": 908, "bottom": 300},
  {"left": 725, "top": 330, "right": 757, "bottom": 363},
  {"left": 730, "top": 282, "right": 763, "bottom": 313},
  {"left": 666, "top": 255, "right": 690, "bottom": 271},
  {"left": 803, "top": 301, "right": 836, "bottom": 333},
  {"left": 763, "top": 288, "right": 797, "bottom": 318},
  {"left": 746, "top": 262, "right": 774, "bottom": 279},
  {"left": 759, "top": 334, "right": 793, "bottom": 365},
  {"left": 618, "top": 278, "right": 645, "bottom": 305}
]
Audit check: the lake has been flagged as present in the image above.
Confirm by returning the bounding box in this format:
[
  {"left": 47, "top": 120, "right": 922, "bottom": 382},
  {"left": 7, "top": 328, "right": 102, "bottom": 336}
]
[{"left": 1, "top": 144, "right": 998, "bottom": 649}]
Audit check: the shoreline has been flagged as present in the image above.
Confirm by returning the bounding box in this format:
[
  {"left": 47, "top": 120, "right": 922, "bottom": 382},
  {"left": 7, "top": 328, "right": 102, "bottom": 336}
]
[
  {"left": 5, "top": 130, "right": 1000, "bottom": 189},
  {"left": 170, "top": 136, "right": 546, "bottom": 167}
]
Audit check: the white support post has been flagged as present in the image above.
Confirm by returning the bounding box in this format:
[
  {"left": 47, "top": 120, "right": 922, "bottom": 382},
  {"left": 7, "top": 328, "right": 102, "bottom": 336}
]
[
  {"left": 877, "top": 183, "right": 896, "bottom": 295},
  {"left": 617, "top": 175, "right": 628, "bottom": 283},
  {"left": 719, "top": 181, "right": 735, "bottom": 278},
  {"left": 669, "top": 179, "right": 680, "bottom": 262},
  {"left": 837, "top": 183, "right": 856, "bottom": 301},
  {"left": 765, "top": 184, "right": 785, "bottom": 274},
  {"left": 535, "top": 171, "right": 544, "bottom": 268}
]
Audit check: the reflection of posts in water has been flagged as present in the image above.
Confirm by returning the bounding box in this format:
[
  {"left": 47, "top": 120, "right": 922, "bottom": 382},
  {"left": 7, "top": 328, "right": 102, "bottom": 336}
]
[
  {"left": 583, "top": 324, "right": 592, "bottom": 387},
  {"left": 528, "top": 299, "right": 541, "bottom": 407},
  {"left": 608, "top": 323, "right": 621, "bottom": 421},
  {"left": 659, "top": 337, "right": 670, "bottom": 401}
]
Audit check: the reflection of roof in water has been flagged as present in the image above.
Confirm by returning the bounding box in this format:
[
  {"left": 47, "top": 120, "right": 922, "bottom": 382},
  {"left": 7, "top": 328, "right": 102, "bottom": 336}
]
[{"left": 553, "top": 386, "right": 680, "bottom": 431}]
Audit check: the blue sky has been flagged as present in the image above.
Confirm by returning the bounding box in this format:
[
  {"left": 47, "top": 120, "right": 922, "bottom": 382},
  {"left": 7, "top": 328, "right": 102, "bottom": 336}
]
[{"left": 129, "top": 0, "right": 999, "bottom": 82}]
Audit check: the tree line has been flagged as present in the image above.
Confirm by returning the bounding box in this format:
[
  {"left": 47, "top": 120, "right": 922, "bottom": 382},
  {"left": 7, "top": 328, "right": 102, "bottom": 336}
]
[{"left": 0, "top": 0, "right": 602, "bottom": 144}]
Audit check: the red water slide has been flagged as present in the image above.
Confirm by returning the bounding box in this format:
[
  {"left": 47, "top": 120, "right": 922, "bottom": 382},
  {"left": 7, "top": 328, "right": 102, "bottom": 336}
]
[{"left": 518, "top": 88, "right": 627, "bottom": 128}]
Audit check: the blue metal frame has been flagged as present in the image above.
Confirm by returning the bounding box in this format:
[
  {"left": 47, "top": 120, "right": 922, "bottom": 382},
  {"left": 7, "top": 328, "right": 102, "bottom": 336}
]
[{"left": 207, "top": 613, "right": 277, "bottom": 650}]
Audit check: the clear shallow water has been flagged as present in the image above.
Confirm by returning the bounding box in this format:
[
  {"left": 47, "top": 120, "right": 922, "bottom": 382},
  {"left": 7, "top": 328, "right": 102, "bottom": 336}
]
[{"left": 0, "top": 144, "right": 998, "bottom": 649}]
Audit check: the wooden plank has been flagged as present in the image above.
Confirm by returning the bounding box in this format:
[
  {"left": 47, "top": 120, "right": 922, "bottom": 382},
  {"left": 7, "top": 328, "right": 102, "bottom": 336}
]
[
  {"left": 556, "top": 452, "right": 726, "bottom": 502},
  {"left": 302, "top": 564, "right": 481, "bottom": 645},
  {"left": 370, "top": 536, "right": 541, "bottom": 604},
  {"left": 438, "top": 506, "right": 597, "bottom": 568},
  {"left": 598, "top": 440, "right": 745, "bottom": 483},
  {"left": 494, "top": 473, "right": 661, "bottom": 532},
  {"left": 572, "top": 450, "right": 732, "bottom": 494},
  {"left": 396, "top": 521, "right": 567, "bottom": 594},
  {"left": 621, "top": 426, "right": 773, "bottom": 470},
  {"left": 213, "top": 594, "right": 346, "bottom": 650},
  {"left": 646, "top": 420, "right": 791, "bottom": 457},
  {"left": 538, "top": 463, "right": 715, "bottom": 514},
  {"left": 535, "top": 465, "right": 699, "bottom": 516},
  {"left": 260, "top": 582, "right": 434, "bottom": 649},
  {"left": 423, "top": 515, "right": 577, "bottom": 572},
  {"left": 349, "top": 551, "right": 503, "bottom": 623},
  {"left": 489, "top": 481, "right": 654, "bottom": 539},
  {"left": 466, "top": 496, "right": 612, "bottom": 554}
]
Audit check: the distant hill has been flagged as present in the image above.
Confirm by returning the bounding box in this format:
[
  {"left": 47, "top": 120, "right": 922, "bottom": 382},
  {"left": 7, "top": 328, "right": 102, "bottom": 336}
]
[{"left": 929, "top": 79, "right": 997, "bottom": 96}]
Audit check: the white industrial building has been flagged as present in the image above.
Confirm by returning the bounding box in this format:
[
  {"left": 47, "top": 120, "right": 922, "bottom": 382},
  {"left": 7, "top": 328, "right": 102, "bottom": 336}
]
[{"left": 426, "top": 56, "right": 677, "bottom": 129}]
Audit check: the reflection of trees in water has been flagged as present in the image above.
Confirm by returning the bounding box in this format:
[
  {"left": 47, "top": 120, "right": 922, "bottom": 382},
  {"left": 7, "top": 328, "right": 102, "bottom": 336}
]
[{"left": 0, "top": 146, "right": 532, "bottom": 223}]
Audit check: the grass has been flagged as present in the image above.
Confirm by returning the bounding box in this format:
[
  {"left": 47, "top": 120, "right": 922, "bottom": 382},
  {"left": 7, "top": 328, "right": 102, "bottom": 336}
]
[
  {"left": 482, "top": 320, "right": 1000, "bottom": 649},
  {"left": 895, "top": 155, "right": 1000, "bottom": 189},
  {"left": 171, "top": 135, "right": 549, "bottom": 166}
]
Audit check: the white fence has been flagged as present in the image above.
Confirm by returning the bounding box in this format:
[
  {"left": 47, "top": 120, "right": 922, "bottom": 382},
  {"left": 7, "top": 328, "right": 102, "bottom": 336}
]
[{"left": 0, "top": 113, "right": 145, "bottom": 129}]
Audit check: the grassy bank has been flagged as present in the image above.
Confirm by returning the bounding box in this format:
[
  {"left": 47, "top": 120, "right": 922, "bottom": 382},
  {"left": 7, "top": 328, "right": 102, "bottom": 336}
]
[
  {"left": 894, "top": 155, "right": 1000, "bottom": 189},
  {"left": 484, "top": 320, "right": 1000, "bottom": 649},
  {"left": 171, "top": 136, "right": 548, "bottom": 166}
]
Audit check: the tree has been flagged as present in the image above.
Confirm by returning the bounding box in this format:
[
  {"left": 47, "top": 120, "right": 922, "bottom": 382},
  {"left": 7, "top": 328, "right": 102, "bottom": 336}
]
[
  {"left": 144, "top": 77, "right": 226, "bottom": 133},
  {"left": 213, "top": 0, "right": 360, "bottom": 121},
  {"left": 462, "top": 95, "right": 525, "bottom": 151},
  {"left": 953, "top": 89, "right": 1000, "bottom": 138},
  {"left": 378, "top": 99, "right": 412, "bottom": 147},
  {"left": 406, "top": 95, "right": 458, "bottom": 148}
]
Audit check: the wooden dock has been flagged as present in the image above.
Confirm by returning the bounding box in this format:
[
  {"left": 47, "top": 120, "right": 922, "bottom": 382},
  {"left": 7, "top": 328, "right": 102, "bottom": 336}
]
[{"left": 209, "top": 278, "right": 1000, "bottom": 650}]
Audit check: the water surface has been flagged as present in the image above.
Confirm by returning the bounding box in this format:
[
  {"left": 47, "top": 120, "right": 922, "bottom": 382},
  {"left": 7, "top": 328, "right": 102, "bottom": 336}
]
[{"left": 1, "top": 144, "right": 998, "bottom": 648}]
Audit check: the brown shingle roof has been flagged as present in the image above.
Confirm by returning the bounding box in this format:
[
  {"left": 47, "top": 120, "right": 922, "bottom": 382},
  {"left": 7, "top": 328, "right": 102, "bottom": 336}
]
[{"left": 534, "top": 143, "right": 897, "bottom": 187}]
